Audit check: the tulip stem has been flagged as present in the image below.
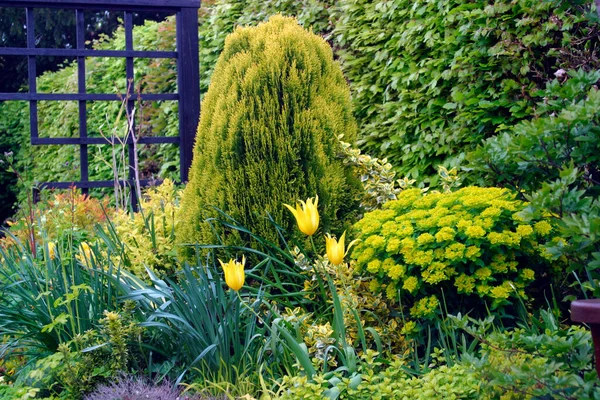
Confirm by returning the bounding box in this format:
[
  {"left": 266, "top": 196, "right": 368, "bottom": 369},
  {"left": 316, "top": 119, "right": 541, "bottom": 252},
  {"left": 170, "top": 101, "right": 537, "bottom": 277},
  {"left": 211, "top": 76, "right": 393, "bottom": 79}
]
[
  {"left": 236, "top": 291, "right": 268, "bottom": 326},
  {"left": 309, "top": 236, "right": 318, "bottom": 257},
  {"left": 308, "top": 235, "right": 334, "bottom": 305}
]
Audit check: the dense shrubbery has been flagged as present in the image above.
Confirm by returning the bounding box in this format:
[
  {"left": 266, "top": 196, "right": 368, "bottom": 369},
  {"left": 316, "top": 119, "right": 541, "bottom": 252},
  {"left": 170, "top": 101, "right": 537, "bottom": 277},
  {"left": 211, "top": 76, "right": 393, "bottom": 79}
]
[
  {"left": 1, "top": 188, "right": 109, "bottom": 250},
  {"left": 177, "top": 16, "right": 362, "bottom": 256},
  {"left": 469, "top": 70, "right": 600, "bottom": 299},
  {"left": 3, "top": 0, "right": 597, "bottom": 209},
  {"left": 1, "top": 176, "right": 598, "bottom": 398},
  {"left": 110, "top": 179, "right": 180, "bottom": 278},
  {"left": 351, "top": 187, "right": 558, "bottom": 326},
  {"left": 27, "top": 306, "right": 143, "bottom": 397},
  {"left": 335, "top": 0, "right": 600, "bottom": 184},
  {"left": 278, "top": 355, "right": 481, "bottom": 399},
  {"left": 1, "top": 2, "right": 600, "bottom": 399},
  {"left": 278, "top": 312, "right": 600, "bottom": 399},
  {"left": 198, "top": 0, "right": 334, "bottom": 96}
]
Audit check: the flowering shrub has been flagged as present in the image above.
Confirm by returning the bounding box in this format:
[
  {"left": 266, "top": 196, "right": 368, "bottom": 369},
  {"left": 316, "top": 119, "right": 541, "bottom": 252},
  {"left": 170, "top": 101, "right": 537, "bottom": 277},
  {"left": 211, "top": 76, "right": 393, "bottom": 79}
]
[
  {"left": 0, "top": 188, "right": 109, "bottom": 256},
  {"left": 8, "top": 189, "right": 108, "bottom": 239},
  {"left": 351, "top": 187, "right": 558, "bottom": 325}
]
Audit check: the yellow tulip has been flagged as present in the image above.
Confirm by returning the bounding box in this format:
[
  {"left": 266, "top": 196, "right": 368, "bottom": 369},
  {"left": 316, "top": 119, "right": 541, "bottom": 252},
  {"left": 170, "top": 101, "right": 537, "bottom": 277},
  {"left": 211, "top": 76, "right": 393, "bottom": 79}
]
[
  {"left": 284, "top": 196, "right": 320, "bottom": 236},
  {"left": 327, "top": 230, "right": 360, "bottom": 266},
  {"left": 219, "top": 256, "right": 246, "bottom": 291},
  {"left": 47, "top": 242, "right": 57, "bottom": 260},
  {"left": 77, "top": 242, "right": 93, "bottom": 264}
]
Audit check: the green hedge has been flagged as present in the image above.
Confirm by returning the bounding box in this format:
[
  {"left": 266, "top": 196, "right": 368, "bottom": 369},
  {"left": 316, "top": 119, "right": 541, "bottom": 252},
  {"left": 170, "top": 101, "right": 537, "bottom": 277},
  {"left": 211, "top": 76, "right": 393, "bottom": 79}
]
[
  {"left": 334, "top": 0, "right": 599, "bottom": 184},
  {"left": 2, "top": 0, "right": 598, "bottom": 209}
]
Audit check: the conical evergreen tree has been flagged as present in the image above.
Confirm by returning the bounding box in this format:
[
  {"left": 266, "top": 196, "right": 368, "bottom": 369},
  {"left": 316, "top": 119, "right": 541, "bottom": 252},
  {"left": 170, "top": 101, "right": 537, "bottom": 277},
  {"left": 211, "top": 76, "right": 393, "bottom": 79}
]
[{"left": 176, "top": 15, "right": 362, "bottom": 257}]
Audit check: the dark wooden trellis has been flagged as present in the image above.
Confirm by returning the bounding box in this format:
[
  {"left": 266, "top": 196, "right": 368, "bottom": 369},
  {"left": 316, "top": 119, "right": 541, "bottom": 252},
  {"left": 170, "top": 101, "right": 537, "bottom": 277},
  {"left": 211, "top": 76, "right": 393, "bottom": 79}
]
[{"left": 0, "top": 0, "right": 200, "bottom": 208}]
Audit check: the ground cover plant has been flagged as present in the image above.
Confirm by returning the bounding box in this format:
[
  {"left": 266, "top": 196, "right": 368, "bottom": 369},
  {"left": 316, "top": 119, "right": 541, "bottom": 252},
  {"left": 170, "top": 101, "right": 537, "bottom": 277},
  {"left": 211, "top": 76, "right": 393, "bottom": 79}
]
[{"left": 1, "top": 5, "right": 600, "bottom": 400}]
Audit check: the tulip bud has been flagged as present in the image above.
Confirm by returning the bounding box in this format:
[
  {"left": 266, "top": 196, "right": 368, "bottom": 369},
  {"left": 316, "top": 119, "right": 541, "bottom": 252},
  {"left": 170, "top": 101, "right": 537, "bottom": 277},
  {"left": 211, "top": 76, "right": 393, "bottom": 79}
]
[
  {"left": 284, "top": 196, "right": 320, "bottom": 236},
  {"left": 77, "top": 242, "right": 93, "bottom": 265},
  {"left": 325, "top": 232, "right": 346, "bottom": 266},
  {"left": 47, "top": 242, "right": 57, "bottom": 261},
  {"left": 325, "top": 231, "right": 359, "bottom": 266},
  {"left": 219, "top": 256, "right": 246, "bottom": 291}
]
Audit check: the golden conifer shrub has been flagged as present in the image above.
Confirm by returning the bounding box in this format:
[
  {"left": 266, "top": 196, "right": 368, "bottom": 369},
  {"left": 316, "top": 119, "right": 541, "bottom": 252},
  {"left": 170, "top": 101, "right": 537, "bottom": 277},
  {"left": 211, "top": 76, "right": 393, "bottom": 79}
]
[{"left": 177, "top": 16, "right": 362, "bottom": 256}]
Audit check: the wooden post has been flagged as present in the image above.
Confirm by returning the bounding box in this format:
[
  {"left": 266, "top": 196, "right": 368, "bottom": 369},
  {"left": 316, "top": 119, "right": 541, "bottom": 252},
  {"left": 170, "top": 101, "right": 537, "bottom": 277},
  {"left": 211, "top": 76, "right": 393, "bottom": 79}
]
[{"left": 571, "top": 299, "right": 600, "bottom": 377}]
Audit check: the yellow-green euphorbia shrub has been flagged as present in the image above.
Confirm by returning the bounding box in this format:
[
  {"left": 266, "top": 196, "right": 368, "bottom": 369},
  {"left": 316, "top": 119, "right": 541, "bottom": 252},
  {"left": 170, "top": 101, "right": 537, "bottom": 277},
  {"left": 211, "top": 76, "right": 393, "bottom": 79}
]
[{"left": 351, "top": 187, "right": 560, "bottom": 327}]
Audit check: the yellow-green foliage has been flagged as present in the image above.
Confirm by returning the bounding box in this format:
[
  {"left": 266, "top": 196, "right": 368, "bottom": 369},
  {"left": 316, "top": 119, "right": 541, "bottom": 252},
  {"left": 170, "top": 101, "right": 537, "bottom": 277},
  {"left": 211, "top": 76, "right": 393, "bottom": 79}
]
[
  {"left": 278, "top": 355, "right": 481, "bottom": 399},
  {"left": 339, "top": 138, "right": 417, "bottom": 212},
  {"left": 292, "top": 246, "right": 410, "bottom": 362},
  {"left": 177, "top": 15, "right": 362, "bottom": 256},
  {"left": 111, "top": 179, "right": 180, "bottom": 278},
  {"left": 27, "top": 303, "right": 143, "bottom": 397},
  {"left": 351, "top": 187, "right": 558, "bottom": 323}
]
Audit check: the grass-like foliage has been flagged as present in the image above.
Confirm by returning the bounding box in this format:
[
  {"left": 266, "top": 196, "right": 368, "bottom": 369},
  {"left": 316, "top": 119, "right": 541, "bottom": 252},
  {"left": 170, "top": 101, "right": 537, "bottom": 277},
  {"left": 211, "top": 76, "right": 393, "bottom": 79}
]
[
  {"left": 114, "top": 261, "right": 270, "bottom": 385},
  {"left": 0, "top": 234, "right": 120, "bottom": 360}
]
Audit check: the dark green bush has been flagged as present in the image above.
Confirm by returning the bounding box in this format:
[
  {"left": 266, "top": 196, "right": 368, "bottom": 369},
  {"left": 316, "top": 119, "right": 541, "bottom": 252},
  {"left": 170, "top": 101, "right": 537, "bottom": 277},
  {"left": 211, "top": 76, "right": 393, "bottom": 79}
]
[
  {"left": 334, "top": 0, "right": 600, "bottom": 184},
  {"left": 176, "top": 15, "right": 362, "bottom": 255},
  {"left": 469, "top": 70, "right": 600, "bottom": 299},
  {"left": 0, "top": 117, "right": 20, "bottom": 224},
  {"left": 454, "top": 311, "right": 600, "bottom": 399}
]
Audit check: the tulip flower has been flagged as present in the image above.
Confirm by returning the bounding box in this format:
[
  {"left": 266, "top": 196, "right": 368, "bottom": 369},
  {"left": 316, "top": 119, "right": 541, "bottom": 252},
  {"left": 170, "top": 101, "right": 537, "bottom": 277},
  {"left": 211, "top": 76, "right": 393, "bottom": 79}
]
[
  {"left": 77, "top": 242, "right": 93, "bottom": 264},
  {"left": 284, "top": 196, "right": 320, "bottom": 236},
  {"left": 325, "top": 231, "right": 358, "bottom": 266},
  {"left": 219, "top": 256, "right": 246, "bottom": 291},
  {"left": 47, "top": 242, "right": 57, "bottom": 260}
]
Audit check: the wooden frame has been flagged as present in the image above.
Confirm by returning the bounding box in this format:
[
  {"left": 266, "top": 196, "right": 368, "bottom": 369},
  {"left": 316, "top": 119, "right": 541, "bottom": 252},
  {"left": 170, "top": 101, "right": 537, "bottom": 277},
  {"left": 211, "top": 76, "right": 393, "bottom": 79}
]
[{"left": 0, "top": 0, "right": 200, "bottom": 208}]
